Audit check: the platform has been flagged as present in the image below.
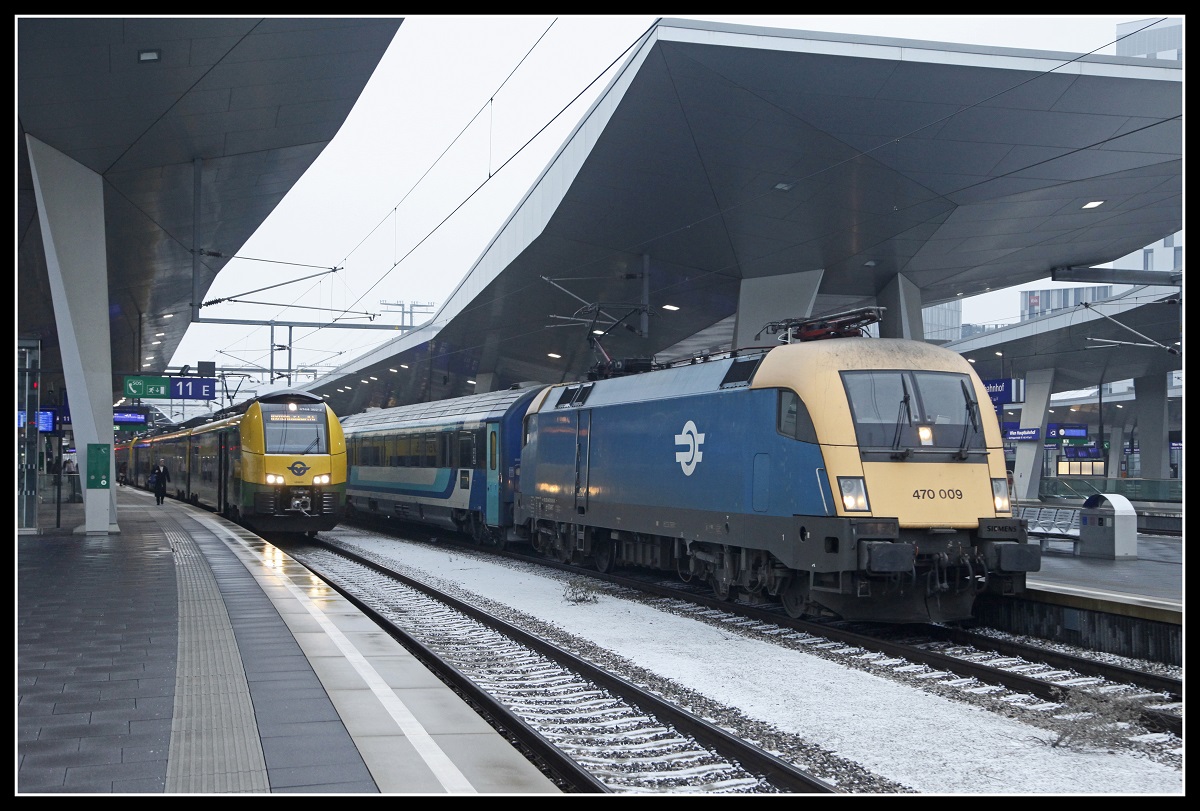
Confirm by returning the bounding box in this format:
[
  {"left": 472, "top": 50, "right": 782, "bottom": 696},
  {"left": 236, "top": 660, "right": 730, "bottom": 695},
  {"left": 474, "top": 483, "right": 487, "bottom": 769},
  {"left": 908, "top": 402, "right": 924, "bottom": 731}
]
[
  {"left": 1027, "top": 533, "right": 1182, "bottom": 624},
  {"left": 17, "top": 486, "right": 560, "bottom": 794}
]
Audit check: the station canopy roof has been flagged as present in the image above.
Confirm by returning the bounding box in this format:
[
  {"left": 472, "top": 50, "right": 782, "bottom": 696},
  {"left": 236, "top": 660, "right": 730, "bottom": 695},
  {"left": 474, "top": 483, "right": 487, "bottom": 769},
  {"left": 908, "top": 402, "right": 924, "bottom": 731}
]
[
  {"left": 16, "top": 19, "right": 1181, "bottom": 418},
  {"left": 300, "top": 19, "right": 1181, "bottom": 416}
]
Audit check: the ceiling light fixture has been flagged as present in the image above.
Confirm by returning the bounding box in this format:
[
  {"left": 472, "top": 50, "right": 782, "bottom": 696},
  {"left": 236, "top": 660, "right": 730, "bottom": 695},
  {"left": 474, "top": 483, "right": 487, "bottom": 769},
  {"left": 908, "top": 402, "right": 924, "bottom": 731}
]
[
  {"left": 773, "top": 182, "right": 794, "bottom": 191},
  {"left": 661, "top": 304, "right": 679, "bottom": 311},
  {"left": 138, "top": 49, "right": 161, "bottom": 63},
  {"left": 547, "top": 353, "right": 561, "bottom": 359},
  {"left": 1082, "top": 200, "right": 1104, "bottom": 209}
]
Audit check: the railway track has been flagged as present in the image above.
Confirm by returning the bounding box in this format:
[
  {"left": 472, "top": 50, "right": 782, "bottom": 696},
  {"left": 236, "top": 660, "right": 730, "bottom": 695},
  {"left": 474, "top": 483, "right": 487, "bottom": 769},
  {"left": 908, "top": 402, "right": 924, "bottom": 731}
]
[
  {"left": 338, "top": 516, "right": 1183, "bottom": 745},
  {"left": 276, "top": 536, "right": 844, "bottom": 794}
]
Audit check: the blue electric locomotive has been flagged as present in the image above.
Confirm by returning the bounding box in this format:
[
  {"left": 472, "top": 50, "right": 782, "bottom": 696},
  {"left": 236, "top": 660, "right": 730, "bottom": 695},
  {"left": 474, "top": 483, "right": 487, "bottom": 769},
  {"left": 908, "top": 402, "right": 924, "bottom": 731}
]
[{"left": 339, "top": 309, "right": 1040, "bottom": 624}]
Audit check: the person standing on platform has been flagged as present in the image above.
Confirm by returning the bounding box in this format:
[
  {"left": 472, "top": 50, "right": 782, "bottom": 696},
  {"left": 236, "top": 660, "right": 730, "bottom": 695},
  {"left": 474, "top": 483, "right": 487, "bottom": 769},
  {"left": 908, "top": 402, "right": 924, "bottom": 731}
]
[{"left": 151, "top": 459, "right": 171, "bottom": 505}]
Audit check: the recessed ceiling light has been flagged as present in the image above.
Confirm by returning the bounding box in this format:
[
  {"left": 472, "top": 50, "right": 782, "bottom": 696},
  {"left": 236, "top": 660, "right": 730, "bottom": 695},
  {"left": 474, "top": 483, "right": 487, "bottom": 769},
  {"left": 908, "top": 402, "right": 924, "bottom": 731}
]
[
  {"left": 467, "top": 379, "right": 476, "bottom": 385},
  {"left": 399, "top": 364, "right": 409, "bottom": 369},
  {"left": 863, "top": 260, "right": 876, "bottom": 267},
  {"left": 138, "top": 49, "right": 161, "bottom": 63},
  {"left": 389, "top": 368, "right": 398, "bottom": 373},
  {"left": 967, "top": 358, "right": 976, "bottom": 363},
  {"left": 547, "top": 353, "right": 561, "bottom": 359},
  {"left": 1082, "top": 200, "right": 1104, "bottom": 209},
  {"left": 995, "top": 352, "right": 1003, "bottom": 357},
  {"left": 661, "top": 304, "right": 679, "bottom": 311},
  {"left": 773, "top": 182, "right": 794, "bottom": 191}
]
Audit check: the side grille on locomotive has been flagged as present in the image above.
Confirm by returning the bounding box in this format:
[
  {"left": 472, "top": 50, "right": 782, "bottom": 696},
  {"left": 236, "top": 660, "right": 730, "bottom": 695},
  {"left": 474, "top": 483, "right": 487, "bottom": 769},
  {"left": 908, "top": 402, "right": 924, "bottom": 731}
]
[
  {"left": 254, "top": 492, "right": 278, "bottom": 515},
  {"left": 320, "top": 492, "right": 339, "bottom": 514}
]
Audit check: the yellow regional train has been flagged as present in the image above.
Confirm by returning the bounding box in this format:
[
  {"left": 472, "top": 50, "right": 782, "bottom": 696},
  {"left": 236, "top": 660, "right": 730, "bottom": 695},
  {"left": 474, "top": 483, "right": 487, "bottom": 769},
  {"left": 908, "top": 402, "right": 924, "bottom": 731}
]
[{"left": 117, "top": 390, "right": 346, "bottom": 535}]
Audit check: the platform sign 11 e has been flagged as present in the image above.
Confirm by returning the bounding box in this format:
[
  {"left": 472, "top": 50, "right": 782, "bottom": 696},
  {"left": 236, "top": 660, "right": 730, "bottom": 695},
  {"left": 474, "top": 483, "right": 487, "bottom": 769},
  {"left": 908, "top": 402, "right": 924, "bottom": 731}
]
[
  {"left": 170, "top": 377, "right": 217, "bottom": 400},
  {"left": 125, "top": 375, "right": 217, "bottom": 400}
]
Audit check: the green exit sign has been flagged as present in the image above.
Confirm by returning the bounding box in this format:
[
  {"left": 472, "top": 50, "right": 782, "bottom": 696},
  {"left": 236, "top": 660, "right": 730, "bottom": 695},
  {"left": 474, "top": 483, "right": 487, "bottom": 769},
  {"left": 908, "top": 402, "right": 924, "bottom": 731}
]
[{"left": 124, "top": 375, "right": 170, "bottom": 398}]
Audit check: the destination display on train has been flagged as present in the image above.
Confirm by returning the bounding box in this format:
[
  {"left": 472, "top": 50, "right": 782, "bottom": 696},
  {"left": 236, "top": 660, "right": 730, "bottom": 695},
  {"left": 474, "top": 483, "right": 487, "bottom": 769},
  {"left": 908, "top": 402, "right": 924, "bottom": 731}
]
[{"left": 266, "top": 413, "right": 319, "bottom": 422}]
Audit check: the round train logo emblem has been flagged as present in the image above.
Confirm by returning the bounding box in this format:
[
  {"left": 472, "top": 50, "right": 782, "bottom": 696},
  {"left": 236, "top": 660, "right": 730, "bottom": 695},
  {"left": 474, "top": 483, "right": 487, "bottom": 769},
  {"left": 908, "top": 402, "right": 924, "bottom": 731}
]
[
  {"left": 288, "top": 461, "right": 311, "bottom": 476},
  {"left": 674, "top": 420, "right": 705, "bottom": 476}
]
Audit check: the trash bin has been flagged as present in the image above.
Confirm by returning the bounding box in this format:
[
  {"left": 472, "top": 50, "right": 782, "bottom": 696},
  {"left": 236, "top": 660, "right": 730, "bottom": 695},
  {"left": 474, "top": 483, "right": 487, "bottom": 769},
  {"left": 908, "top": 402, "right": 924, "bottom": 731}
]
[{"left": 1077, "top": 493, "right": 1138, "bottom": 560}]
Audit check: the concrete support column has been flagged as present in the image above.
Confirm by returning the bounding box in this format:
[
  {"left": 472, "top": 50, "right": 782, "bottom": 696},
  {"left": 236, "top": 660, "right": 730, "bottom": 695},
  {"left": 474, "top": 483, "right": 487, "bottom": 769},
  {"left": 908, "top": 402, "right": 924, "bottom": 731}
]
[
  {"left": 26, "top": 134, "right": 119, "bottom": 535},
  {"left": 1133, "top": 373, "right": 1169, "bottom": 479},
  {"left": 1107, "top": 420, "right": 1128, "bottom": 479},
  {"left": 1013, "top": 367, "right": 1055, "bottom": 503},
  {"left": 732, "top": 270, "right": 823, "bottom": 350},
  {"left": 877, "top": 273, "right": 924, "bottom": 340}
]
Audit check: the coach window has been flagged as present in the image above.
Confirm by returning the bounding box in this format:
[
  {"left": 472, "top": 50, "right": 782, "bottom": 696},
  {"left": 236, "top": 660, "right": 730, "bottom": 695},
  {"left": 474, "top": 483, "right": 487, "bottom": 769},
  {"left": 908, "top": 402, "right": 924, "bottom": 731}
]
[
  {"left": 489, "top": 430, "right": 497, "bottom": 471},
  {"left": 777, "top": 390, "right": 818, "bottom": 443},
  {"left": 458, "top": 431, "right": 474, "bottom": 468}
]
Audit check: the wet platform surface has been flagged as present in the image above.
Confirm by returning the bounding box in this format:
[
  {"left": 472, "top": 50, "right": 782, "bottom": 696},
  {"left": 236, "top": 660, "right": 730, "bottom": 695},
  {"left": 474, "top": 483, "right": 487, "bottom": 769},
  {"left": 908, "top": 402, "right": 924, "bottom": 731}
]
[
  {"left": 1028, "top": 533, "right": 1182, "bottom": 617},
  {"left": 17, "top": 487, "right": 560, "bottom": 794}
]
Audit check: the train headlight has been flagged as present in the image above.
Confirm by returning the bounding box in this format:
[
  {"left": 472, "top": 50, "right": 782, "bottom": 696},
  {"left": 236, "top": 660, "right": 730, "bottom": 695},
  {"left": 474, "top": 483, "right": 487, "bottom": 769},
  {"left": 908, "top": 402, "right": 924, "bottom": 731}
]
[
  {"left": 992, "top": 478, "right": 1012, "bottom": 513},
  {"left": 838, "top": 477, "right": 871, "bottom": 512},
  {"left": 314, "top": 474, "right": 330, "bottom": 485},
  {"left": 266, "top": 473, "right": 281, "bottom": 485}
]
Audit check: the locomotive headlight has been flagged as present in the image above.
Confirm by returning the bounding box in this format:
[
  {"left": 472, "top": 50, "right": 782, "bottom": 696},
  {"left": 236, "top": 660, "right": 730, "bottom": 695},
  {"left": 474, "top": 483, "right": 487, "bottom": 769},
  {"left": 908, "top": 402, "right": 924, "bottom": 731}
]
[
  {"left": 266, "top": 473, "right": 281, "bottom": 485},
  {"left": 838, "top": 477, "right": 871, "bottom": 512},
  {"left": 992, "top": 478, "right": 1012, "bottom": 513},
  {"left": 314, "top": 474, "right": 330, "bottom": 485},
  {"left": 917, "top": 425, "right": 934, "bottom": 446}
]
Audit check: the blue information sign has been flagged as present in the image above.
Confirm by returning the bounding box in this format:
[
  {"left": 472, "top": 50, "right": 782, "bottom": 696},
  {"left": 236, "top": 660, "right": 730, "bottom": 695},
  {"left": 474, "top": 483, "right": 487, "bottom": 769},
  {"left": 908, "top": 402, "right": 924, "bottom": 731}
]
[
  {"left": 1046, "top": 423, "right": 1088, "bottom": 439},
  {"left": 1004, "top": 427, "right": 1040, "bottom": 441},
  {"left": 169, "top": 377, "right": 218, "bottom": 400},
  {"left": 981, "top": 378, "right": 1023, "bottom": 406}
]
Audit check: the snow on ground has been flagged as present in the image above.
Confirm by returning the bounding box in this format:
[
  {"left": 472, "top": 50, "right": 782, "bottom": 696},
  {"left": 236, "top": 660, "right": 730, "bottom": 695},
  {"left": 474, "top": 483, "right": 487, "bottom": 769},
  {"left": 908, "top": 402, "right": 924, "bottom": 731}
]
[{"left": 340, "top": 535, "right": 1183, "bottom": 795}]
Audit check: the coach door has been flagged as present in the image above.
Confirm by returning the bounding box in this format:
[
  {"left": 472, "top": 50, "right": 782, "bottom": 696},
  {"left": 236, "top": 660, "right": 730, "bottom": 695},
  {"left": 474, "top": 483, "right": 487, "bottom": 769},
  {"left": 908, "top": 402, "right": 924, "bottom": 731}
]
[
  {"left": 574, "top": 409, "right": 591, "bottom": 515},
  {"left": 217, "top": 429, "right": 229, "bottom": 515},
  {"left": 485, "top": 423, "right": 501, "bottom": 525}
]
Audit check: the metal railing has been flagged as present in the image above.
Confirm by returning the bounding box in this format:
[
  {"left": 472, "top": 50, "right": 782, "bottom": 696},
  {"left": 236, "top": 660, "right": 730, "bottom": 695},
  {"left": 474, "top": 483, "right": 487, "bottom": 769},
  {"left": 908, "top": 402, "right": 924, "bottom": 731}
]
[{"left": 1039, "top": 477, "right": 1181, "bottom": 504}]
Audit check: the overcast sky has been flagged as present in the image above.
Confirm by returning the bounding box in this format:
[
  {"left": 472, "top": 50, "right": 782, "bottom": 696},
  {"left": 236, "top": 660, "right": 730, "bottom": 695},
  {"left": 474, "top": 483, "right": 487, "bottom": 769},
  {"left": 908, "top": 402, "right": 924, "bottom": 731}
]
[{"left": 169, "top": 15, "right": 1165, "bottom": 387}]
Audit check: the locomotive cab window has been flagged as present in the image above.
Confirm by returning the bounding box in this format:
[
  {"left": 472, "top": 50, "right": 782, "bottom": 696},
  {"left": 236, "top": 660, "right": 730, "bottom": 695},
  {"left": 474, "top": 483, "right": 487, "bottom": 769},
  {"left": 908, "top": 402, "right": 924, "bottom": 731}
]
[
  {"left": 777, "top": 390, "right": 818, "bottom": 443},
  {"left": 261, "top": 403, "right": 327, "bottom": 454},
  {"left": 842, "top": 370, "right": 985, "bottom": 456}
]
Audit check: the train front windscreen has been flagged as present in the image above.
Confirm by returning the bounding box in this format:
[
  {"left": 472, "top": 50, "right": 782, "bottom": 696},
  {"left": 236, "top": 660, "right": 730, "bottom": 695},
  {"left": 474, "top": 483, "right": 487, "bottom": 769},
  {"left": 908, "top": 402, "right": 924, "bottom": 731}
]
[
  {"left": 261, "top": 403, "right": 329, "bottom": 454},
  {"left": 841, "top": 370, "right": 986, "bottom": 454}
]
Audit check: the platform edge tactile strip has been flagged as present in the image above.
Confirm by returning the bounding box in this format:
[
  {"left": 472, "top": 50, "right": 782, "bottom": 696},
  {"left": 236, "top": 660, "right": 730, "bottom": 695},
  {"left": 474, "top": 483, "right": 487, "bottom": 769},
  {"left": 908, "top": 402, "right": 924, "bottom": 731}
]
[{"left": 165, "top": 527, "right": 270, "bottom": 793}]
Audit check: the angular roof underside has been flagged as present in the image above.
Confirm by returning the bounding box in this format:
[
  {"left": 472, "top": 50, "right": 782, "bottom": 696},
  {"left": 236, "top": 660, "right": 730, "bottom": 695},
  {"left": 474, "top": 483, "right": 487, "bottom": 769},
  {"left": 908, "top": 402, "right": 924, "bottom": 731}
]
[{"left": 305, "top": 19, "right": 1180, "bottom": 416}]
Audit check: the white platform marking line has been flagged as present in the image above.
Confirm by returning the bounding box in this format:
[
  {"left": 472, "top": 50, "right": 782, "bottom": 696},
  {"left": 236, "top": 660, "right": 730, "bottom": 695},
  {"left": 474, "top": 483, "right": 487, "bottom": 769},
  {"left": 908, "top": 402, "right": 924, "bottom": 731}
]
[{"left": 195, "top": 514, "right": 477, "bottom": 794}]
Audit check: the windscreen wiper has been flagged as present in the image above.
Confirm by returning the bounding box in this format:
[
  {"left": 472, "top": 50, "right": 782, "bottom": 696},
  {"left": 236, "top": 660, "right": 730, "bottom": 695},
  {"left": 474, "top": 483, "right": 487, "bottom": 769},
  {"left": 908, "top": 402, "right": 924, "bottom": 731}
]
[
  {"left": 957, "top": 379, "right": 980, "bottom": 459},
  {"left": 891, "top": 377, "right": 913, "bottom": 459}
]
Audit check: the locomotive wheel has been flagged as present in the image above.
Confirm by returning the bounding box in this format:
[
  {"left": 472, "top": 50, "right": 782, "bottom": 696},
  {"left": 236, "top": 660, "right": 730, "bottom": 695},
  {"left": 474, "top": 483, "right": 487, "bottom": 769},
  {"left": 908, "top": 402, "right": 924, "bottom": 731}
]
[
  {"left": 711, "top": 575, "right": 738, "bottom": 602},
  {"left": 593, "top": 537, "right": 615, "bottom": 574},
  {"left": 780, "top": 578, "right": 808, "bottom": 619}
]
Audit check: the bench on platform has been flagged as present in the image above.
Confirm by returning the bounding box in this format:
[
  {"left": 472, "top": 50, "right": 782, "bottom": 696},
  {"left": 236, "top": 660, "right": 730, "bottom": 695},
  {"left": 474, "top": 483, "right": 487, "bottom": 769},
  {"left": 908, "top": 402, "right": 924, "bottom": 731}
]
[{"left": 1019, "top": 505, "right": 1081, "bottom": 554}]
